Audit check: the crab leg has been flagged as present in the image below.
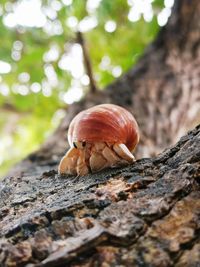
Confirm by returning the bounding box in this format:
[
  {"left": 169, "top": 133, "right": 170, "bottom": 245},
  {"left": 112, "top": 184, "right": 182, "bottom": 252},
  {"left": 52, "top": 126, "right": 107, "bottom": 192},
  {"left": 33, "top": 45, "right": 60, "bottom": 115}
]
[
  {"left": 59, "top": 142, "right": 135, "bottom": 176},
  {"left": 89, "top": 152, "right": 107, "bottom": 173},
  {"left": 113, "top": 143, "right": 135, "bottom": 162},
  {"left": 76, "top": 149, "right": 89, "bottom": 176},
  {"left": 102, "top": 146, "right": 120, "bottom": 166},
  {"left": 89, "top": 142, "right": 134, "bottom": 172}
]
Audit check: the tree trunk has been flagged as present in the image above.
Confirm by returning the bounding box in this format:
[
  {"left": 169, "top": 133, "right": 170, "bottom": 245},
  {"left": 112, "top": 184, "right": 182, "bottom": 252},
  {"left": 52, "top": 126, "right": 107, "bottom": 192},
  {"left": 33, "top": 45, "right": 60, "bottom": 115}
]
[{"left": 1, "top": 0, "right": 200, "bottom": 266}]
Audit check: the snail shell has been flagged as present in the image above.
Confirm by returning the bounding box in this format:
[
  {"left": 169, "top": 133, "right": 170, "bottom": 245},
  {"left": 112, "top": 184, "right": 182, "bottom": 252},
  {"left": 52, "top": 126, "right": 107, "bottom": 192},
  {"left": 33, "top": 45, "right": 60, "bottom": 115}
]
[{"left": 68, "top": 104, "right": 139, "bottom": 151}]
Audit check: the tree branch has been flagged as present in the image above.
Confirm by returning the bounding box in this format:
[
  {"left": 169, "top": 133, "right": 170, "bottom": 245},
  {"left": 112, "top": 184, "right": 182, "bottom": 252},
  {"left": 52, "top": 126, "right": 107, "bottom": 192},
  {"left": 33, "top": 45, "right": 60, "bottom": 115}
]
[{"left": 77, "top": 31, "right": 98, "bottom": 93}]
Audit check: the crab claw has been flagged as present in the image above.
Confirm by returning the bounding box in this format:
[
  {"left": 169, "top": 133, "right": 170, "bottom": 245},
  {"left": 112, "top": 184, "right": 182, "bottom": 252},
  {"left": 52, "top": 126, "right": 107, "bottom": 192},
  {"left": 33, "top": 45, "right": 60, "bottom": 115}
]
[
  {"left": 58, "top": 147, "right": 89, "bottom": 176},
  {"left": 58, "top": 147, "right": 79, "bottom": 175}
]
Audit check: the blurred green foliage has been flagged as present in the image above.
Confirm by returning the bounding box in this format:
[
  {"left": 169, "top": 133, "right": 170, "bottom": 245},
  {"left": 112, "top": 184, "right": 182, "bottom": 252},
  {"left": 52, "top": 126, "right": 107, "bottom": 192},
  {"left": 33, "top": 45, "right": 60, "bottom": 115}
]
[{"left": 0, "top": 0, "right": 168, "bottom": 177}]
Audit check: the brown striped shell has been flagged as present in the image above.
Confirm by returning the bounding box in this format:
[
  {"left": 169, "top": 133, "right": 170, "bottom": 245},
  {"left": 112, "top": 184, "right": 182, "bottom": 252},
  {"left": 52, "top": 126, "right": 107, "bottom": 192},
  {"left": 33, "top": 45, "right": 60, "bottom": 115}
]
[{"left": 68, "top": 104, "right": 139, "bottom": 152}]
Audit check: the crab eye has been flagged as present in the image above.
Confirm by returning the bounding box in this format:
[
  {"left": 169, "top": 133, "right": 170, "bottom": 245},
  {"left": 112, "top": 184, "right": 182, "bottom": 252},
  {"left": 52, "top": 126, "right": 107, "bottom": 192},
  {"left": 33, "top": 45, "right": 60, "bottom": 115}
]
[
  {"left": 73, "top": 141, "right": 86, "bottom": 149},
  {"left": 73, "top": 142, "right": 77, "bottom": 148},
  {"left": 82, "top": 141, "right": 86, "bottom": 147}
]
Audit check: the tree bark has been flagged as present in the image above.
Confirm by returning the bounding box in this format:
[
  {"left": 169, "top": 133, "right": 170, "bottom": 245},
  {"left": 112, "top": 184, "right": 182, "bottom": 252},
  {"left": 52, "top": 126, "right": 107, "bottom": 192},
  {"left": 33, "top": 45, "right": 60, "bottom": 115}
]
[
  {"left": 1, "top": 0, "right": 200, "bottom": 266},
  {"left": 0, "top": 124, "right": 200, "bottom": 267}
]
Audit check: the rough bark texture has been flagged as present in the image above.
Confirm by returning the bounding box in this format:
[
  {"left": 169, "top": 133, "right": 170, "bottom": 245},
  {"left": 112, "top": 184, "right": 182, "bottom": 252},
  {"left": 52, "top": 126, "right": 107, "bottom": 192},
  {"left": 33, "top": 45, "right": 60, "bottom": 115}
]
[
  {"left": 1, "top": 124, "right": 200, "bottom": 267},
  {"left": 1, "top": 0, "right": 200, "bottom": 266}
]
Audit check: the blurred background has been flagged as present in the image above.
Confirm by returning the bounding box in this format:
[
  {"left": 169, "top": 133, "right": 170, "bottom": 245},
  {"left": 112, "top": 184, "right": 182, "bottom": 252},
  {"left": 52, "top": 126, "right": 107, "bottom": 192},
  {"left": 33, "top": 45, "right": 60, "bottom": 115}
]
[{"left": 0, "top": 0, "right": 174, "bottom": 177}]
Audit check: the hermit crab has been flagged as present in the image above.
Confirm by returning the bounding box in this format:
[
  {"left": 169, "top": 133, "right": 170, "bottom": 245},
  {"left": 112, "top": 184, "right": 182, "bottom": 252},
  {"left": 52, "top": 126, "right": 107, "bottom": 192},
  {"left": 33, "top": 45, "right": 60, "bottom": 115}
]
[{"left": 58, "top": 104, "right": 139, "bottom": 176}]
